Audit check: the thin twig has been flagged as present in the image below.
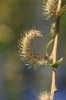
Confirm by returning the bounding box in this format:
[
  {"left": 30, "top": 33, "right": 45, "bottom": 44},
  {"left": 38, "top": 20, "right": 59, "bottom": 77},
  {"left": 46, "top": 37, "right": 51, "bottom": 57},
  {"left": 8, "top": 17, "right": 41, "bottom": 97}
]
[{"left": 50, "top": 0, "right": 62, "bottom": 100}]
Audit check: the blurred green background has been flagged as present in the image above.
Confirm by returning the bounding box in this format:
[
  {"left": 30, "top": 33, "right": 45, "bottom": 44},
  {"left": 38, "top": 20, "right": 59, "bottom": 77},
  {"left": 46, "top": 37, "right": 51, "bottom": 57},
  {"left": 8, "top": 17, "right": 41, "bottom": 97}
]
[{"left": 0, "top": 0, "right": 66, "bottom": 100}]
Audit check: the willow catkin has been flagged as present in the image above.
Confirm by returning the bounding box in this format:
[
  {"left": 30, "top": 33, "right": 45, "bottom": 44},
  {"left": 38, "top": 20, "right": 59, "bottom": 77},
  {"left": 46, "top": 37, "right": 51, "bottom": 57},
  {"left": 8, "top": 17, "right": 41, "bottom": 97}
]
[
  {"left": 42, "top": 0, "right": 58, "bottom": 19},
  {"left": 18, "top": 29, "right": 48, "bottom": 68},
  {"left": 38, "top": 91, "right": 50, "bottom": 100}
]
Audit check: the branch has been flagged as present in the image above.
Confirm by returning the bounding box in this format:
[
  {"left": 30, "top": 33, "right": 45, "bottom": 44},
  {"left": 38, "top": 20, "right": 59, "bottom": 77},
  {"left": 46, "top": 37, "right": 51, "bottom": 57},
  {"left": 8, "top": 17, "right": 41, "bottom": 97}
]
[{"left": 50, "top": 0, "right": 62, "bottom": 100}]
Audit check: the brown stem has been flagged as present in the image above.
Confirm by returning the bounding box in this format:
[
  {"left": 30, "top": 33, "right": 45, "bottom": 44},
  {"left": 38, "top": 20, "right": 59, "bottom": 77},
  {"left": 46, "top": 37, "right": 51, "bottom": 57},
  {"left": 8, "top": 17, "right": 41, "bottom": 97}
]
[{"left": 50, "top": 0, "right": 62, "bottom": 100}]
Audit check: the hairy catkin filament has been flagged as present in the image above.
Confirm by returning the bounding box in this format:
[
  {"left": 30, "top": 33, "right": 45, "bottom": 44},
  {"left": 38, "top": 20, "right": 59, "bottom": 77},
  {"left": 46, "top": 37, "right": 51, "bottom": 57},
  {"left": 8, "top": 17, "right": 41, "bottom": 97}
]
[
  {"left": 42, "top": 0, "right": 58, "bottom": 19},
  {"left": 18, "top": 29, "right": 48, "bottom": 68}
]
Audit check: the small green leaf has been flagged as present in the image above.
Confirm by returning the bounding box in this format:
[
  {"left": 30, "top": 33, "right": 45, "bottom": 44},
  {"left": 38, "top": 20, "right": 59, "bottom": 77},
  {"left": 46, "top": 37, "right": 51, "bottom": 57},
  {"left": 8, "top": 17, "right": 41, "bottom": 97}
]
[
  {"left": 50, "top": 58, "right": 63, "bottom": 68},
  {"left": 46, "top": 39, "right": 54, "bottom": 55},
  {"left": 50, "top": 22, "right": 55, "bottom": 38}
]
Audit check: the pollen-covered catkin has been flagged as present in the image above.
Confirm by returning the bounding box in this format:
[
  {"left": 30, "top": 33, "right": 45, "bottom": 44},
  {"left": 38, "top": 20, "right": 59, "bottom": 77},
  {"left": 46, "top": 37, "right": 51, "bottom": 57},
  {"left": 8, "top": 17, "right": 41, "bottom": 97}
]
[
  {"left": 18, "top": 30, "right": 47, "bottom": 68},
  {"left": 42, "top": 0, "right": 58, "bottom": 19}
]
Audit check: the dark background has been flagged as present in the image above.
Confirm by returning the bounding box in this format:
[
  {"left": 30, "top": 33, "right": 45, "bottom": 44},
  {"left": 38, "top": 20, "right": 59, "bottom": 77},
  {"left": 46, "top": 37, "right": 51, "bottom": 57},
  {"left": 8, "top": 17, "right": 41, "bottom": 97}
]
[{"left": 0, "top": 0, "right": 66, "bottom": 100}]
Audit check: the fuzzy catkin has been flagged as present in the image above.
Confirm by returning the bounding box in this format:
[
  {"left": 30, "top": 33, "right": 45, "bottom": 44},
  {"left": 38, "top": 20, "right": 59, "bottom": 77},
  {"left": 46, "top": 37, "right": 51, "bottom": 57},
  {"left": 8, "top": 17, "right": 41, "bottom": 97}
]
[
  {"left": 38, "top": 91, "right": 50, "bottom": 100},
  {"left": 42, "top": 0, "right": 58, "bottom": 19},
  {"left": 18, "top": 30, "right": 47, "bottom": 68}
]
